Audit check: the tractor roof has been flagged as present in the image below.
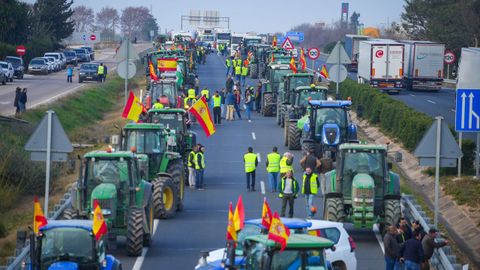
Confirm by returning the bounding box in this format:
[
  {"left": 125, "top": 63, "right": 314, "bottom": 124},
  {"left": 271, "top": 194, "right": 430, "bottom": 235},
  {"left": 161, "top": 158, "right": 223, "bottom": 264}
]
[
  {"left": 339, "top": 143, "right": 387, "bottom": 151},
  {"left": 286, "top": 73, "right": 314, "bottom": 78},
  {"left": 269, "top": 63, "right": 291, "bottom": 69},
  {"left": 294, "top": 86, "right": 328, "bottom": 92},
  {"left": 40, "top": 220, "right": 93, "bottom": 232},
  {"left": 84, "top": 150, "right": 136, "bottom": 159},
  {"left": 245, "top": 234, "right": 334, "bottom": 249},
  {"left": 148, "top": 108, "right": 186, "bottom": 114},
  {"left": 124, "top": 123, "right": 166, "bottom": 130},
  {"left": 309, "top": 100, "right": 352, "bottom": 108}
]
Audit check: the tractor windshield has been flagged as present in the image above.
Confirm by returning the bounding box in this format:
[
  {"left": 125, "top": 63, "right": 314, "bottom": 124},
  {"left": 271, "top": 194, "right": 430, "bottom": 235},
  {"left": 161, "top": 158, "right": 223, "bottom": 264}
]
[
  {"left": 296, "top": 90, "right": 327, "bottom": 106},
  {"left": 152, "top": 83, "right": 176, "bottom": 102},
  {"left": 87, "top": 158, "right": 130, "bottom": 185},
  {"left": 341, "top": 150, "right": 386, "bottom": 181},
  {"left": 289, "top": 77, "right": 312, "bottom": 90},
  {"left": 314, "top": 108, "right": 348, "bottom": 136},
  {"left": 40, "top": 227, "right": 95, "bottom": 268},
  {"left": 150, "top": 113, "right": 184, "bottom": 132},
  {"left": 124, "top": 130, "right": 163, "bottom": 154}
]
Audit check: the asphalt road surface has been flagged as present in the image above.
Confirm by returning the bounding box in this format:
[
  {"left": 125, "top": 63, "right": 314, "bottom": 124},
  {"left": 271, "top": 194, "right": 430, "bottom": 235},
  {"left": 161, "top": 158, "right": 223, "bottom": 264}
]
[
  {"left": 0, "top": 43, "right": 151, "bottom": 116},
  {"left": 112, "top": 52, "right": 385, "bottom": 269}
]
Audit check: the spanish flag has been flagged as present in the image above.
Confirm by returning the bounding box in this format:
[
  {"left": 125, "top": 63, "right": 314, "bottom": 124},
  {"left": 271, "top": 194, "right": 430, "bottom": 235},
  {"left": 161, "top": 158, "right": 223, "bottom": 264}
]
[
  {"left": 300, "top": 48, "right": 307, "bottom": 71},
  {"left": 92, "top": 200, "right": 108, "bottom": 241},
  {"left": 261, "top": 198, "right": 273, "bottom": 229},
  {"left": 268, "top": 212, "right": 290, "bottom": 251},
  {"left": 158, "top": 58, "right": 178, "bottom": 72},
  {"left": 189, "top": 96, "right": 215, "bottom": 137},
  {"left": 233, "top": 195, "right": 245, "bottom": 231},
  {"left": 320, "top": 64, "right": 329, "bottom": 79},
  {"left": 33, "top": 196, "right": 48, "bottom": 234},
  {"left": 149, "top": 61, "right": 158, "bottom": 81},
  {"left": 226, "top": 202, "right": 237, "bottom": 241},
  {"left": 271, "top": 53, "right": 275, "bottom": 63},
  {"left": 272, "top": 36, "right": 277, "bottom": 47},
  {"left": 290, "top": 57, "right": 297, "bottom": 74},
  {"left": 122, "top": 91, "right": 145, "bottom": 122}
]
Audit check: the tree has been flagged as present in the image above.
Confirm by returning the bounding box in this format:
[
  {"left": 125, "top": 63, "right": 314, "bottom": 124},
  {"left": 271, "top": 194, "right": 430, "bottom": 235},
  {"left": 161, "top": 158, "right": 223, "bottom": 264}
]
[
  {"left": 96, "top": 7, "right": 119, "bottom": 33},
  {"left": 120, "top": 6, "right": 150, "bottom": 39},
  {"left": 33, "top": 0, "right": 74, "bottom": 45},
  {"left": 141, "top": 13, "right": 159, "bottom": 41},
  {"left": 0, "top": 0, "right": 31, "bottom": 45},
  {"left": 71, "top": 5, "right": 94, "bottom": 32}
]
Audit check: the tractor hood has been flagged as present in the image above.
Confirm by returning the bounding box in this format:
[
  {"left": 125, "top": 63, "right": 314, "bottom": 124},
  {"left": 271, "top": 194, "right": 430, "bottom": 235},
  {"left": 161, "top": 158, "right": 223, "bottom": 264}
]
[
  {"left": 322, "top": 123, "right": 340, "bottom": 146},
  {"left": 352, "top": 173, "right": 375, "bottom": 189},
  {"left": 48, "top": 262, "right": 78, "bottom": 270},
  {"left": 91, "top": 183, "right": 117, "bottom": 201}
]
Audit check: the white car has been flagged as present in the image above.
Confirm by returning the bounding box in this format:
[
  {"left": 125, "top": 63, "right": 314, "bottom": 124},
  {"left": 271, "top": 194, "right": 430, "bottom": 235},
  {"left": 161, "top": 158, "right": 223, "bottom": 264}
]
[
  {"left": 0, "top": 61, "right": 15, "bottom": 82},
  {"left": 44, "top": 52, "right": 66, "bottom": 69},
  {"left": 41, "top": 57, "right": 56, "bottom": 72},
  {"left": 46, "top": 56, "right": 61, "bottom": 71},
  {"left": 196, "top": 219, "right": 357, "bottom": 270}
]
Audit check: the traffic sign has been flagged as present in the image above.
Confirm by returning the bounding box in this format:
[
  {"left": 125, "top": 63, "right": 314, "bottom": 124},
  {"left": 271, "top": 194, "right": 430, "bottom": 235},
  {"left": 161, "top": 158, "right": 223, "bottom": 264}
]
[
  {"left": 455, "top": 89, "right": 480, "bottom": 132},
  {"left": 117, "top": 60, "right": 136, "bottom": 79},
  {"left": 90, "top": 34, "right": 96, "bottom": 41},
  {"left": 444, "top": 50, "right": 456, "bottom": 64},
  {"left": 326, "top": 42, "right": 351, "bottom": 64},
  {"left": 82, "top": 34, "right": 86, "bottom": 41},
  {"left": 328, "top": 64, "right": 348, "bottom": 83},
  {"left": 114, "top": 39, "right": 140, "bottom": 62},
  {"left": 16, "top": 45, "right": 26, "bottom": 56},
  {"left": 286, "top": 31, "right": 304, "bottom": 42},
  {"left": 307, "top": 47, "right": 320, "bottom": 60},
  {"left": 281, "top": 37, "right": 295, "bottom": 50}
]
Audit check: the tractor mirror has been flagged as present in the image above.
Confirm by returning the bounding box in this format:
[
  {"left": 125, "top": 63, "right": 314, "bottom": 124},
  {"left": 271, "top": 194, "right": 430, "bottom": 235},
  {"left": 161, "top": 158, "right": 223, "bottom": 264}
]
[
  {"left": 388, "top": 162, "right": 393, "bottom": 170},
  {"left": 394, "top": 152, "right": 403, "bottom": 163}
]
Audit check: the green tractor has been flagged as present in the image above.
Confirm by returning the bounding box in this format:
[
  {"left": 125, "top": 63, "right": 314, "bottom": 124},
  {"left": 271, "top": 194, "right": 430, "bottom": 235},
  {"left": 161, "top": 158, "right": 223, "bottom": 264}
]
[
  {"left": 248, "top": 44, "right": 272, "bottom": 79},
  {"left": 121, "top": 122, "right": 186, "bottom": 218},
  {"left": 145, "top": 78, "right": 180, "bottom": 109},
  {"left": 260, "top": 62, "right": 292, "bottom": 117},
  {"left": 323, "top": 143, "right": 402, "bottom": 232},
  {"left": 65, "top": 151, "right": 154, "bottom": 256},
  {"left": 282, "top": 86, "right": 328, "bottom": 150},
  {"left": 276, "top": 73, "right": 315, "bottom": 128}
]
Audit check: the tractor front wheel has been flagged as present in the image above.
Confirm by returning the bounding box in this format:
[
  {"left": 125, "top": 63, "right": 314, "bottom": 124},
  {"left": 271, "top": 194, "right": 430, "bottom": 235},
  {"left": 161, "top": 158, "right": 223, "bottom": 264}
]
[
  {"left": 262, "top": 94, "right": 274, "bottom": 116},
  {"left": 324, "top": 197, "right": 345, "bottom": 222},
  {"left": 127, "top": 208, "right": 144, "bottom": 256},
  {"left": 288, "top": 121, "right": 301, "bottom": 150},
  {"left": 152, "top": 176, "right": 178, "bottom": 219},
  {"left": 167, "top": 160, "right": 185, "bottom": 212}
]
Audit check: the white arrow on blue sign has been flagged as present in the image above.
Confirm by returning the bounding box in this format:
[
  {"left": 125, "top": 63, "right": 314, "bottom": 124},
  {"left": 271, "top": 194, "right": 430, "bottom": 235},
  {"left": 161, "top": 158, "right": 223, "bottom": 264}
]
[{"left": 455, "top": 89, "right": 480, "bottom": 131}]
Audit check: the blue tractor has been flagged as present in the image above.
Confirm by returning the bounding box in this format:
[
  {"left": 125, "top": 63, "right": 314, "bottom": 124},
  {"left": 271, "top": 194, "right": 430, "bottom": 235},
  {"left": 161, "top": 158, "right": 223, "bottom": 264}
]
[{"left": 28, "top": 220, "right": 122, "bottom": 270}]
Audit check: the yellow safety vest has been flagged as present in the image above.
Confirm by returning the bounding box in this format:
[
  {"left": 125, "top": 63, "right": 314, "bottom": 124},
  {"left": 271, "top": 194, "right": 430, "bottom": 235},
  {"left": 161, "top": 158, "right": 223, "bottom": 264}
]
[
  {"left": 195, "top": 152, "right": 205, "bottom": 169},
  {"left": 302, "top": 173, "right": 319, "bottom": 194},
  {"left": 201, "top": 89, "right": 209, "bottom": 99},
  {"left": 244, "top": 153, "right": 257, "bottom": 173},
  {"left": 226, "top": 59, "right": 231, "bottom": 67},
  {"left": 184, "top": 97, "right": 195, "bottom": 108},
  {"left": 279, "top": 177, "right": 298, "bottom": 198},
  {"left": 97, "top": 65, "right": 105, "bottom": 75},
  {"left": 152, "top": 102, "right": 164, "bottom": 109},
  {"left": 267, "top": 152, "right": 281, "bottom": 173},
  {"left": 213, "top": 95, "right": 221, "bottom": 107},
  {"left": 235, "top": 66, "right": 241, "bottom": 75},
  {"left": 280, "top": 156, "right": 294, "bottom": 173},
  {"left": 188, "top": 88, "right": 196, "bottom": 98},
  {"left": 188, "top": 151, "right": 196, "bottom": 167},
  {"left": 236, "top": 59, "right": 242, "bottom": 66},
  {"left": 241, "top": 66, "right": 248, "bottom": 76}
]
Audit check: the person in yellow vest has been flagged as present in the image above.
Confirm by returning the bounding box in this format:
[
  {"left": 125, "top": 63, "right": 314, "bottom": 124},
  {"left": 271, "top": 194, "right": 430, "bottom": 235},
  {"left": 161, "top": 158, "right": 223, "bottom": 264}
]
[
  {"left": 236, "top": 58, "right": 242, "bottom": 68},
  {"left": 201, "top": 87, "right": 210, "bottom": 102},
  {"left": 152, "top": 98, "right": 164, "bottom": 109},
  {"left": 187, "top": 145, "right": 198, "bottom": 187},
  {"left": 235, "top": 64, "right": 242, "bottom": 82},
  {"left": 244, "top": 147, "right": 258, "bottom": 191},
  {"left": 302, "top": 167, "right": 320, "bottom": 218},
  {"left": 266, "top": 146, "right": 281, "bottom": 192},
  {"left": 212, "top": 91, "right": 222, "bottom": 125},
  {"left": 280, "top": 152, "right": 294, "bottom": 178},
  {"left": 184, "top": 88, "right": 197, "bottom": 109},
  {"left": 188, "top": 88, "right": 196, "bottom": 99},
  {"left": 97, "top": 63, "right": 105, "bottom": 83},
  {"left": 241, "top": 65, "right": 248, "bottom": 86},
  {"left": 195, "top": 145, "right": 205, "bottom": 190},
  {"left": 225, "top": 57, "right": 232, "bottom": 77},
  {"left": 279, "top": 170, "right": 299, "bottom": 218}
]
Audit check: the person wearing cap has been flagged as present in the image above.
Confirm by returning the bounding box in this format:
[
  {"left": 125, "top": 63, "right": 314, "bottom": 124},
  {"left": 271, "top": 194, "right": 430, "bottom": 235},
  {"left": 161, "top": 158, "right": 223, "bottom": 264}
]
[
  {"left": 266, "top": 146, "right": 281, "bottom": 193},
  {"left": 280, "top": 152, "right": 294, "bottom": 178},
  {"left": 195, "top": 145, "right": 206, "bottom": 190},
  {"left": 244, "top": 147, "right": 258, "bottom": 191},
  {"left": 421, "top": 228, "right": 448, "bottom": 270}
]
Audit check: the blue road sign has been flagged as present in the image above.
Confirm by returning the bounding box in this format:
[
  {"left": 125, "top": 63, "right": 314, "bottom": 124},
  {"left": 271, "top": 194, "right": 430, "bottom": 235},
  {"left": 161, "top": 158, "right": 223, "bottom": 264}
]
[
  {"left": 286, "top": 31, "right": 304, "bottom": 42},
  {"left": 455, "top": 89, "right": 480, "bottom": 132},
  {"left": 277, "top": 35, "right": 286, "bottom": 44}
]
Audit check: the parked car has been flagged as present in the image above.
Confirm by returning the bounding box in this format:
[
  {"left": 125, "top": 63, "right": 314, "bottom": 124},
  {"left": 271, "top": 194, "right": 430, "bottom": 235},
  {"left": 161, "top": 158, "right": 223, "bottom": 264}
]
[
  {"left": 0, "top": 61, "right": 15, "bottom": 82},
  {"left": 63, "top": 50, "right": 77, "bottom": 65},
  {"left": 81, "top": 46, "right": 95, "bottom": 60},
  {"left": 0, "top": 70, "right": 7, "bottom": 85},
  {"left": 44, "top": 52, "right": 66, "bottom": 69},
  {"left": 45, "top": 56, "right": 61, "bottom": 71},
  {"left": 5, "top": 56, "right": 24, "bottom": 79},
  {"left": 78, "top": 62, "right": 99, "bottom": 83},
  {"left": 28, "top": 58, "right": 49, "bottom": 75},
  {"left": 73, "top": 48, "right": 90, "bottom": 62},
  {"left": 42, "top": 57, "right": 58, "bottom": 72}
]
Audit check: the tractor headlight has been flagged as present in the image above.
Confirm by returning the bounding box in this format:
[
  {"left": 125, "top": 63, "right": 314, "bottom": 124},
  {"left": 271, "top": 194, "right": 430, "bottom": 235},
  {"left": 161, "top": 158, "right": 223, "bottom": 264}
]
[
  {"left": 91, "top": 209, "right": 112, "bottom": 215},
  {"left": 353, "top": 198, "right": 374, "bottom": 203}
]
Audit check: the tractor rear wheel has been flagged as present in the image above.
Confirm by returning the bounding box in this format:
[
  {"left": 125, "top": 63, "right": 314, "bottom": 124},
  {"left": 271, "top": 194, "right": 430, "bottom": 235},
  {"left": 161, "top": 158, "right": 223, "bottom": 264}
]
[
  {"left": 384, "top": 199, "right": 401, "bottom": 231},
  {"left": 324, "top": 197, "right": 345, "bottom": 222},
  {"left": 152, "top": 176, "right": 178, "bottom": 219},
  {"left": 61, "top": 208, "right": 77, "bottom": 220},
  {"left": 276, "top": 104, "right": 281, "bottom": 126},
  {"left": 126, "top": 208, "right": 144, "bottom": 256},
  {"left": 167, "top": 160, "right": 185, "bottom": 211},
  {"left": 302, "top": 141, "right": 315, "bottom": 154},
  {"left": 288, "top": 121, "right": 301, "bottom": 150},
  {"left": 250, "top": 64, "right": 258, "bottom": 79},
  {"left": 262, "top": 93, "right": 274, "bottom": 116}
]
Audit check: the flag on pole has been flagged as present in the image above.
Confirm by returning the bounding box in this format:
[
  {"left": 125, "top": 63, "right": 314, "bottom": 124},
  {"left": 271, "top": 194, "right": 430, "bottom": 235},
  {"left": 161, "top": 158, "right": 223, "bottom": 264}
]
[
  {"left": 176, "top": 65, "right": 184, "bottom": 88},
  {"left": 290, "top": 57, "right": 297, "bottom": 74},
  {"left": 149, "top": 61, "right": 158, "bottom": 81},
  {"left": 226, "top": 202, "right": 237, "bottom": 241},
  {"left": 188, "top": 96, "right": 216, "bottom": 137},
  {"left": 271, "top": 53, "right": 275, "bottom": 63},
  {"left": 320, "top": 64, "right": 329, "bottom": 79},
  {"left": 233, "top": 195, "right": 245, "bottom": 231},
  {"left": 122, "top": 91, "right": 146, "bottom": 122},
  {"left": 157, "top": 58, "right": 178, "bottom": 72},
  {"left": 268, "top": 212, "right": 290, "bottom": 251},
  {"left": 261, "top": 198, "right": 273, "bottom": 229},
  {"left": 272, "top": 36, "right": 277, "bottom": 47},
  {"left": 92, "top": 199, "right": 108, "bottom": 241},
  {"left": 33, "top": 196, "right": 48, "bottom": 234},
  {"left": 300, "top": 48, "right": 307, "bottom": 71}
]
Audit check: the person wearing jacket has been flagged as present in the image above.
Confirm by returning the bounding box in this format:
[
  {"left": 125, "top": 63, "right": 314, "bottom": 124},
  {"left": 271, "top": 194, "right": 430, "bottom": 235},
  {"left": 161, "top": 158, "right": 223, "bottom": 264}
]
[
  {"left": 384, "top": 225, "right": 400, "bottom": 270},
  {"left": 279, "top": 170, "right": 298, "bottom": 218},
  {"left": 243, "top": 147, "right": 258, "bottom": 191},
  {"left": 302, "top": 167, "right": 320, "bottom": 218},
  {"left": 225, "top": 91, "right": 235, "bottom": 121},
  {"left": 195, "top": 145, "right": 206, "bottom": 190},
  {"left": 400, "top": 231, "right": 425, "bottom": 270},
  {"left": 187, "top": 145, "right": 198, "bottom": 187},
  {"left": 421, "top": 228, "right": 448, "bottom": 270}
]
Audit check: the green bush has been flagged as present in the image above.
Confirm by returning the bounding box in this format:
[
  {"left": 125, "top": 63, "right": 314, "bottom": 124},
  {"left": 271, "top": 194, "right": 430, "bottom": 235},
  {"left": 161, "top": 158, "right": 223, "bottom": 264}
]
[{"left": 0, "top": 42, "right": 16, "bottom": 60}]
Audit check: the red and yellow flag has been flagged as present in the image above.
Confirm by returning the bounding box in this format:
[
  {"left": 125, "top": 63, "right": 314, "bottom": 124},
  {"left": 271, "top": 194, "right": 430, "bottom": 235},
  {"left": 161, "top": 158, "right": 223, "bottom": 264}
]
[
  {"left": 92, "top": 199, "right": 108, "bottom": 241},
  {"left": 233, "top": 195, "right": 245, "bottom": 231},
  {"left": 33, "top": 196, "right": 48, "bottom": 234},
  {"left": 261, "top": 198, "right": 273, "bottom": 229},
  {"left": 290, "top": 57, "right": 297, "bottom": 74},
  {"left": 300, "top": 48, "right": 307, "bottom": 71},
  {"left": 271, "top": 53, "right": 275, "bottom": 63},
  {"left": 226, "top": 202, "right": 237, "bottom": 241},
  {"left": 189, "top": 96, "right": 216, "bottom": 137},
  {"left": 268, "top": 212, "right": 290, "bottom": 251},
  {"left": 122, "top": 91, "right": 146, "bottom": 122},
  {"left": 158, "top": 58, "right": 178, "bottom": 71},
  {"left": 149, "top": 61, "right": 158, "bottom": 81},
  {"left": 272, "top": 36, "right": 277, "bottom": 47},
  {"left": 320, "top": 64, "right": 329, "bottom": 79}
]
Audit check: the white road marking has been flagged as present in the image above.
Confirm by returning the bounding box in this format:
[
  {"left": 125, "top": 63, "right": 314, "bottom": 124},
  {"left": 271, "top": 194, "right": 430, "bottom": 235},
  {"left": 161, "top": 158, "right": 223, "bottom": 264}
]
[
  {"left": 451, "top": 109, "right": 456, "bottom": 113},
  {"left": 427, "top": 99, "right": 436, "bottom": 104},
  {"left": 373, "top": 224, "right": 385, "bottom": 254},
  {"left": 256, "top": 153, "right": 261, "bottom": 163},
  {"left": 260, "top": 181, "right": 266, "bottom": 195},
  {"left": 132, "top": 219, "right": 159, "bottom": 270},
  {"left": 410, "top": 94, "right": 415, "bottom": 97},
  {"left": 0, "top": 101, "right": 10, "bottom": 105},
  {"left": 251, "top": 132, "right": 256, "bottom": 140}
]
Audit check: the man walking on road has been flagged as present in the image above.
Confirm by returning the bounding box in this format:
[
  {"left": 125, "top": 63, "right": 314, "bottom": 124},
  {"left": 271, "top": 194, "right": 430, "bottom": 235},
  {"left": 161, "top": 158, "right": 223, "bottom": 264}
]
[
  {"left": 233, "top": 90, "right": 242, "bottom": 120},
  {"left": 266, "top": 146, "right": 281, "bottom": 193},
  {"left": 300, "top": 149, "right": 321, "bottom": 173},
  {"left": 212, "top": 91, "right": 222, "bottom": 125},
  {"left": 188, "top": 145, "right": 198, "bottom": 188},
  {"left": 226, "top": 75, "right": 234, "bottom": 92},
  {"left": 384, "top": 225, "right": 400, "bottom": 270},
  {"left": 400, "top": 232, "right": 425, "bottom": 270},
  {"left": 66, "top": 65, "right": 73, "bottom": 83},
  {"left": 241, "top": 64, "right": 248, "bottom": 86},
  {"left": 421, "top": 228, "right": 448, "bottom": 270},
  {"left": 220, "top": 88, "right": 227, "bottom": 119},
  {"left": 195, "top": 145, "right": 206, "bottom": 190},
  {"left": 302, "top": 167, "right": 320, "bottom": 218},
  {"left": 225, "top": 57, "right": 232, "bottom": 77},
  {"left": 244, "top": 147, "right": 258, "bottom": 191},
  {"left": 194, "top": 76, "right": 200, "bottom": 96},
  {"left": 97, "top": 63, "right": 105, "bottom": 83},
  {"left": 279, "top": 170, "right": 298, "bottom": 218}
]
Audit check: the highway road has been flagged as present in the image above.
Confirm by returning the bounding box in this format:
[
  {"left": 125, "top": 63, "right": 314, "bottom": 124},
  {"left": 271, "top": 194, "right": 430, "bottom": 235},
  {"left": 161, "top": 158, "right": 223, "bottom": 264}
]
[
  {"left": 111, "top": 52, "right": 385, "bottom": 269},
  {"left": 0, "top": 43, "right": 151, "bottom": 116}
]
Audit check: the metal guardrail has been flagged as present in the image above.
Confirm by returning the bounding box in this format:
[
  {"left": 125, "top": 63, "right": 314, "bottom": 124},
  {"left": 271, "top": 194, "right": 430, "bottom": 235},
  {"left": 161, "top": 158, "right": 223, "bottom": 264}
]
[{"left": 401, "top": 194, "right": 463, "bottom": 270}]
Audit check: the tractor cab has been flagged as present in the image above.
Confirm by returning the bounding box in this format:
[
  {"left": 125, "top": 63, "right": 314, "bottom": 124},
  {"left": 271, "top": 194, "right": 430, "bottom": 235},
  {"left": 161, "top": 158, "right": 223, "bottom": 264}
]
[
  {"left": 278, "top": 73, "right": 315, "bottom": 112},
  {"left": 146, "top": 79, "right": 178, "bottom": 109},
  {"left": 261, "top": 64, "right": 292, "bottom": 117},
  {"left": 293, "top": 86, "right": 328, "bottom": 107}
]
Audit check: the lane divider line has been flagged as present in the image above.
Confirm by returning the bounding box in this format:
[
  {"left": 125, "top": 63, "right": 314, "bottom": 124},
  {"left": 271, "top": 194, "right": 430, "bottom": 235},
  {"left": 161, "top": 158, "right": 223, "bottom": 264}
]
[
  {"left": 132, "top": 219, "right": 159, "bottom": 270},
  {"left": 252, "top": 132, "right": 256, "bottom": 140},
  {"left": 256, "top": 153, "right": 261, "bottom": 163},
  {"left": 372, "top": 224, "right": 385, "bottom": 254},
  {"left": 427, "top": 99, "right": 436, "bottom": 104}
]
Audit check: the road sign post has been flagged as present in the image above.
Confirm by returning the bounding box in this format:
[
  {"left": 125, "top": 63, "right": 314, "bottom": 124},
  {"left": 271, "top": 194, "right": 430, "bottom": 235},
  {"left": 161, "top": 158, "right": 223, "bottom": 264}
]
[
  {"left": 281, "top": 37, "right": 294, "bottom": 51},
  {"left": 16, "top": 45, "right": 26, "bottom": 57},
  {"left": 326, "top": 41, "right": 351, "bottom": 99},
  {"left": 115, "top": 38, "right": 139, "bottom": 105},
  {"left": 444, "top": 51, "right": 455, "bottom": 80}
]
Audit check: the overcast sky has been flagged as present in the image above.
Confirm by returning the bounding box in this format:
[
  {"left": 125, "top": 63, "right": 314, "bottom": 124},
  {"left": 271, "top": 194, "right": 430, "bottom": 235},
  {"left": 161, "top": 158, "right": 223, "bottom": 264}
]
[{"left": 24, "top": 0, "right": 406, "bottom": 33}]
